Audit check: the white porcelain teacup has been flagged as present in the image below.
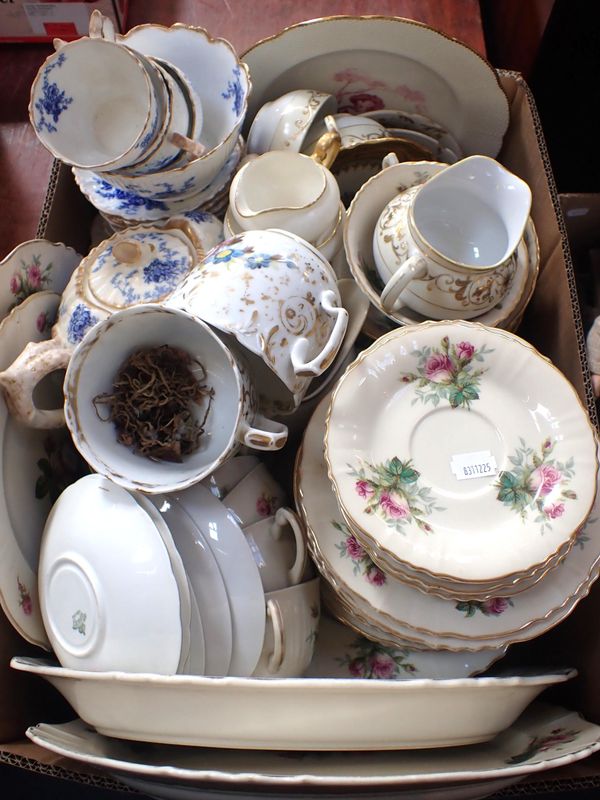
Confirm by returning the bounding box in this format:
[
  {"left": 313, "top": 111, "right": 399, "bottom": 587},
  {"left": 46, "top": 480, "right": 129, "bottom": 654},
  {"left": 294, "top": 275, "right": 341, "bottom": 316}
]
[
  {"left": 301, "top": 113, "right": 387, "bottom": 154},
  {"left": 63, "top": 305, "right": 288, "bottom": 495},
  {"left": 373, "top": 155, "right": 532, "bottom": 318},
  {"left": 30, "top": 37, "right": 167, "bottom": 171},
  {"left": 201, "top": 454, "right": 260, "bottom": 500},
  {"left": 244, "top": 507, "right": 308, "bottom": 592},
  {"left": 252, "top": 576, "right": 320, "bottom": 678},
  {"left": 247, "top": 89, "right": 337, "bottom": 154},
  {"left": 228, "top": 150, "right": 341, "bottom": 247},
  {"left": 222, "top": 462, "right": 288, "bottom": 528}
]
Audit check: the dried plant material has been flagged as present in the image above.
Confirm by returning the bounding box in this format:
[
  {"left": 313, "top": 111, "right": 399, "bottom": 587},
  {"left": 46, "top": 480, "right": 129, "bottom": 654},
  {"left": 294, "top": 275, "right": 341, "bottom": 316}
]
[{"left": 93, "top": 346, "right": 214, "bottom": 462}]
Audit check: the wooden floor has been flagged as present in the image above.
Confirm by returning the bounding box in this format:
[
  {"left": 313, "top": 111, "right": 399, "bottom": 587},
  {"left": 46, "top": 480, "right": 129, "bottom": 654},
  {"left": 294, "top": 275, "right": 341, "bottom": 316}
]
[{"left": 0, "top": 0, "right": 485, "bottom": 258}]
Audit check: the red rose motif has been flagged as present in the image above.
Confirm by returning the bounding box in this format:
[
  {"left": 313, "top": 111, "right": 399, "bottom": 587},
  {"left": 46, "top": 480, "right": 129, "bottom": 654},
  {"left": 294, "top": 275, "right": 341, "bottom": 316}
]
[
  {"left": 256, "top": 493, "right": 275, "bottom": 517},
  {"left": 9, "top": 274, "right": 21, "bottom": 295},
  {"left": 380, "top": 492, "right": 409, "bottom": 519},
  {"left": 369, "top": 653, "right": 396, "bottom": 679},
  {"left": 36, "top": 312, "right": 48, "bottom": 333},
  {"left": 456, "top": 341, "right": 475, "bottom": 360},
  {"left": 484, "top": 597, "right": 509, "bottom": 615},
  {"left": 544, "top": 502, "right": 565, "bottom": 519},
  {"left": 366, "top": 565, "right": 386, "bottom": 586},
  {"left": 348, "top": 658, "right": 365, "bottom": 678},
  {"left": 424, "top": 353, "right": 453, "bottom": 383},
  {"left": 346, "top": 534, "right": 366, "bottom": 560},
  {"left": 27, "top": 264, "right": 42, "bottom": 289},
  {"left": 339, "top": 92, "right": 385, "bottom": 114},
  {"left": 355, "top": 479, "right": 374, "bottom": 498},
  {"left": 21, "top": 595, "right": 33, "bottom": 615},
  {"left": 529, "top": 464, "right": 562, "bottom": 497}
]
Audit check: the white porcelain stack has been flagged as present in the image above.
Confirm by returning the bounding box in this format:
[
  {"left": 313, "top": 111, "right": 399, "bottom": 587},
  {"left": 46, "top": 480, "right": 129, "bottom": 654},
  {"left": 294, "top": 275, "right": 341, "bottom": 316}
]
[{"left": 3, "top": 13, "right": 600, "bottom": 799}]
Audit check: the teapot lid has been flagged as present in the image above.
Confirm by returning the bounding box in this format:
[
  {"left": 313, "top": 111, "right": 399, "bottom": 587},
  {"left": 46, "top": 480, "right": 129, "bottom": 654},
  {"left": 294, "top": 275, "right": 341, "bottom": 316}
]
[{"left": 85, "top": 226, "right": 197, "bottom": 312}]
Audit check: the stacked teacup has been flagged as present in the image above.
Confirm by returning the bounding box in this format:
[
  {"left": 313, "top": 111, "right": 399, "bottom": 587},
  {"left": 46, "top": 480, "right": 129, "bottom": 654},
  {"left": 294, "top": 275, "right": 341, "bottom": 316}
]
[{"left": 29, "top": 15, "right": 249, "bottom": 230}]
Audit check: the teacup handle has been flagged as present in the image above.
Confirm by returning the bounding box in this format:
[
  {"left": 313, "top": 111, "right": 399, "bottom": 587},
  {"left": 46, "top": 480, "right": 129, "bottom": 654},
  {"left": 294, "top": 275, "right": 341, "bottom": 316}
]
[
  {"left": 0, "top": 339, "right": 69, "bottom": 429},
  {"left": 89, "top": 9, "right": 116, "bottom": 42},
  {"left": 239, "top": 413, "right": 288, "bottom": 451},
  {"left": 273, "top": 507, "right": 308, "bottom": 586},
  {"left": 291, "top": 289, "right": 349, "bottom": 377},
  {"left": 266, "top": 598, "right": 285, "bottom": 673},
  {"left": 380, "top": 255, "right": 428, "bottom": 313}
]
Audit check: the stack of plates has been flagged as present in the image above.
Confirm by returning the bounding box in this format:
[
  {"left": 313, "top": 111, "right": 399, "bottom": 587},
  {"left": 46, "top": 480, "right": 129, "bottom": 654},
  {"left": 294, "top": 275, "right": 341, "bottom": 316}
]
[{"left": 295, "top": 320, "right": 600, "bottom": 653}]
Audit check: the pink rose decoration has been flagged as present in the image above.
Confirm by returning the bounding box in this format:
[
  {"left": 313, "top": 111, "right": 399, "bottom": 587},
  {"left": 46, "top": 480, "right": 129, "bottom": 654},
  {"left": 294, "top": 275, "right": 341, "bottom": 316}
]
[
  {"left": 9, "top": 273, "right": 21, "bottom": 294},
  {"left": 256, "top": 493, "right": 275, "bottom": 517},
  {"left": 27, "top": 264, "right": 42, "bottom": 288},
  {"left": 366, "top": 565, "right": 386, "bottom": 586},
  {"left": 348, "top": 658, "right": 365, "bottom": 678},
  {"left": 529, "top": 464, "right": 562, "bottom": 497},
  {"left": 21, "top": 595, "right": 32, "bottom": 615},
  {"left": 545, "top": 502, "right": 565, "bottom": 519},
  {"left": 36, "top": 312, "right": 48, "bottom": 333},
  {"left": 456, "top": 341, "right": 475, "bottom": 360},
  {"left": 339, "top": 92, "right": 385, "bottom": 114},
  {"left": 380, "top": 492, "right": 409, "bottom": 519},
  {"left": 484, "top": 597, "right": 509, "bottom": 615},
  {"left": 355, "top": 479, "right": 374, "bottom": 498},
  {"left": 369, "top": 653, "right": 396, "bottom": 679},
  {"left": 345, "top": 535, "right": 366, "bottom": 560},
  {"left": 424, "top": 353, "right": 453, "bottom": 383}
]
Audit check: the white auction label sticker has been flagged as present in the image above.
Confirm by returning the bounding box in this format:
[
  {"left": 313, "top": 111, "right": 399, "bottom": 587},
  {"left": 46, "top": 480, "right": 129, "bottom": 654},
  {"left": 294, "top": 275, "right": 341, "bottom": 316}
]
[{"left": 450, "top": 450, "right": 498, "bottom": 481}]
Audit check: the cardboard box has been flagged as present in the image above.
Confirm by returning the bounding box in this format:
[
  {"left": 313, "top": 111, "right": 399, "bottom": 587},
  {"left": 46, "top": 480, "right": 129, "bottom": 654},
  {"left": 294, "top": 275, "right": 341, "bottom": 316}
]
[
  {"left": 560, "top": 193, "right": 600, "bottom": 333},
  {"left": 2, "top": 70, "right": 600, "bottom": 795},
  {"left": 0, "top": 1, "right": 128, "bottom": 43}
]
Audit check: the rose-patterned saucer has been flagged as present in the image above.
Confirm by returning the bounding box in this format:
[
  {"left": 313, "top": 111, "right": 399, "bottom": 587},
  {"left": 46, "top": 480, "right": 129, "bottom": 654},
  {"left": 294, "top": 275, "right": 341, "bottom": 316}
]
[
  {"left": 242, "top": 16, "right": 509, "bottom": 156},
  {"left": 0, "top": 291, "right": 88, "bottom": 649},
  {"left": 305, "top": 613, "right": 501, "bottom": 679},
  {"left": 296, "top": 395, "right": 600, "bottom": 651},
  {"left": 324, "top": 321, "right": 598, "bottom": 590},
  {"left": 0, "top": 239, "right": 81, "bottom": 322}
]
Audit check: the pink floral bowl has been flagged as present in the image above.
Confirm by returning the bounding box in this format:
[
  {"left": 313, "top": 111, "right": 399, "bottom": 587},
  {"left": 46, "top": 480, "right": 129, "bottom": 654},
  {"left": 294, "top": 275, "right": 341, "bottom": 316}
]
[{"left": 324, "top": 320, "right": 598, "bottom": 589}]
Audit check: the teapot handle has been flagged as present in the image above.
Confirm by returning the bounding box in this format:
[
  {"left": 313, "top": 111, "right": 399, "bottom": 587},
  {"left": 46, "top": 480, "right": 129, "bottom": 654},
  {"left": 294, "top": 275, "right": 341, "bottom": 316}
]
[
  {"left": 291, "top": 289, "right": 348, "bottom": 377},
  {"left": 0, "top": 339, "right": 69, "bottom": 429}
]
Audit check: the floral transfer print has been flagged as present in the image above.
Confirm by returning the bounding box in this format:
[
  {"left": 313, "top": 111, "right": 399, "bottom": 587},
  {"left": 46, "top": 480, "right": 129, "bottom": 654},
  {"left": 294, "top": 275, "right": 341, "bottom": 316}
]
[
  {"left": 400, "top": 336, "right": 493, "bottom": 410},
  {"left": 455, "top": 597, "right": 514, "bottom": 617},
  {"left": 351, "top": 456, "right": 442, "bottom": 534},
  {"left": 495, "top": 438, "right": 576, "bottom": 534},
  {"left": 36, "top": 311, "right": 52, "bottom": 334},
  {"left": 336, "top": 636, "right": 418, "bottom": 679},
  {"left": 72, "top": 609, "right": 86, "bottom": 635},
  {"left": 34, "top": 52, "right": 73, "bottom": 134},
  {"left": 93, "top": 178, "right": 168, "bottom": 213},
  {"left": 9, "top": 253, "right": 52, "bottom": 307},
  {"left": 205, "top": 240, "right": 296, "bottom": 270},
  {"left": 333, "top": 520, "right": 386, "bottom": 586},
  {"left": 256, "top": 492, "right": 278, "bottom": 517},
  {"left": 66, "top": 303, "right": 98, "bottom": 345},
  {"left": 506, "top": 727, "right": 580, "bottom": 764},
  {"left": 221, "top": 66, "right": 244, "bottom": 116},
  {"left": 17, "top": 578, "right": 32, "bottom": 616},
  {"left": 332, "top": 67, "right": 427, "bottom": 115}
]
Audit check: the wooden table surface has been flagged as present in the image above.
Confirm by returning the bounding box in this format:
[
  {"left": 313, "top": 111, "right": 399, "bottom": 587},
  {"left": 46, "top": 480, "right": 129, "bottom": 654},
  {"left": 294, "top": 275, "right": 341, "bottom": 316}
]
[{"left": 0, "top": 0, "right": 485, "bottom": 257}]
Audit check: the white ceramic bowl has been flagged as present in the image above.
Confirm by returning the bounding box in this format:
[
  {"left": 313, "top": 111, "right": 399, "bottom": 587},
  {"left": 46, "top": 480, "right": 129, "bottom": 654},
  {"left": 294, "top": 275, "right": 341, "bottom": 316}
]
[
  {"left": 174, "top": 483, "right": 266, "bottom": 677},
  {"left": 39, "top": 474, "right": 183, "bottom": 673},
  {"left": 147, "top": 494, "right": 233, "bottom": 677}
]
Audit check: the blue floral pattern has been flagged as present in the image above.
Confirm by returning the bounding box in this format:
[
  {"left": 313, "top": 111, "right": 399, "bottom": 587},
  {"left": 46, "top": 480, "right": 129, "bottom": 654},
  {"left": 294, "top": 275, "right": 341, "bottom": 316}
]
[
  {"left": 205, "top": 242, "right": 297, "bottom": 270},
  {"left": 221, "top": 66, "right": 244, "bottom": 117},
  {"left": 34, "top": 53, "right": 73, "bottom": 134},
  {"left": 92, "top": 178, "right": 167, "bottom": 213},
  {"left": 92, "top": 231, "right": 192, "bottom": 305},
  {"left": 67, "top": 303, "right": 98, "bottom": 345}
]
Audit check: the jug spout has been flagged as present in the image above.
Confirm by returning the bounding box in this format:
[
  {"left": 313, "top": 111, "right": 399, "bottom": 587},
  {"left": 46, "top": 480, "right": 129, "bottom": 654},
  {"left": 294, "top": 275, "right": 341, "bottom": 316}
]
[{"left": 412, "top": 155, "right": 532, "bottom": 270}]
